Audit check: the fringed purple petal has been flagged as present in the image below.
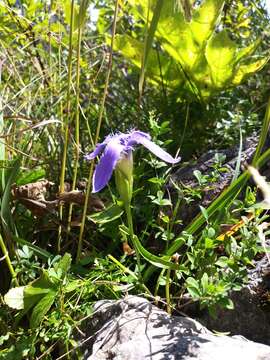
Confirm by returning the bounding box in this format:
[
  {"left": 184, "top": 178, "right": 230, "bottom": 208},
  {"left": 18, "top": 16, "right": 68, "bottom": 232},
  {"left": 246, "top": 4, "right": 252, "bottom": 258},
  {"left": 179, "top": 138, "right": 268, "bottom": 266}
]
[
  {"left": 127, "top": 130, "right": 150, "bottom": 147},
  {"left": 128, "top": 131, "right": 181, "bottom": 164},
  {"left": 85, "top": 142, "right": 106, "bottom": 161},
  {"left": 92, "top": 139, "right": 124, "bottom": 192}
]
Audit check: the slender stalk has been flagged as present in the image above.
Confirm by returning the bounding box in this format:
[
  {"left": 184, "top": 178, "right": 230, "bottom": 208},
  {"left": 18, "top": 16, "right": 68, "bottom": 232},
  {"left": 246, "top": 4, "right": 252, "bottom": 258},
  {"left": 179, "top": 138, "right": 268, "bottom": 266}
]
[
  {"left": 124, "top": 204, "right": 152, "bottom": 295},
  {"left": 58, "top": 0, "right": 75, "bottom": 252},
  {"left": 76, "top": 0, "right": 119, "bottom": 263},
  {"left": 0, "top": 232, "right": 18, "bottom": 285},
  {"left": 66, "top": 24, "right": 82, "bottom": 235},
  {"left": 124, "top": 204, "right": 142, "bottom": 280},
  {"left": 165, "top": 269, "right": 171, "bottom": 314},
  {"left": 108, "top": 254, "right": 138, "bottom": 280}
]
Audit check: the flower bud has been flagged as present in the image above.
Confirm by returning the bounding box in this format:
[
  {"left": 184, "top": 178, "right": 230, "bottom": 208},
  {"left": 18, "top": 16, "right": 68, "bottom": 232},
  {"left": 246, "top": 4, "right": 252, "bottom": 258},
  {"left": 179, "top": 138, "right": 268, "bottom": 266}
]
[{"left": 115, "top": 152, "right": 133, "bottom": 205}]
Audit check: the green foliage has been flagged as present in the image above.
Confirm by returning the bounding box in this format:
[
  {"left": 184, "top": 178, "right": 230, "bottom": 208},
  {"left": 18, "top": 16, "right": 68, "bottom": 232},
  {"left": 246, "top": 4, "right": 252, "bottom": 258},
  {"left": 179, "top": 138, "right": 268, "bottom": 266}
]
[
  {"left": 0, "top": 0, "right": 270, "bottom": 356},
  {"left": 113, "top": 0, "right": 269, "bottom": 100},
  {"left": 5, "top": 253, "right": 72, "bottom": 328}
]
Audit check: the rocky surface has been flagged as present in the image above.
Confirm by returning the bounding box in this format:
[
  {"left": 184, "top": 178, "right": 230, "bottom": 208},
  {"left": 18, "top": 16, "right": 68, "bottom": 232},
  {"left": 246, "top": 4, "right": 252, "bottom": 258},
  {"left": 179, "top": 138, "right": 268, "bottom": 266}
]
[{"left": 81, "top": 296, "right": 270, "bottom": 360}]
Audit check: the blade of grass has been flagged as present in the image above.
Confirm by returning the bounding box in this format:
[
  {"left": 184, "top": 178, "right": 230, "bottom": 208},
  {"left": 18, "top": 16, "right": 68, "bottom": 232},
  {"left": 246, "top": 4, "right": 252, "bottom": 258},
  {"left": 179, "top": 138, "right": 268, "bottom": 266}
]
[
  {"left": 67, "top": 0, "right": 90, "bottom": 236},
  {"left": 0, "top": 62, "right": 18, "bottom": 285},
  {"left": 14, "top": 237, "right": 53, "bottom": 261},
  {"left": 58, "top": 0, "right": 75, "bottom": 252},
  {"left": 231, "top": 120, "right": 243, "bottom": 182},
  {"left": 139, "top": 0, "right": 164, "bottom": 99},
  {"left": 252, "top": 98, "right": 270, "bottom": 165}
]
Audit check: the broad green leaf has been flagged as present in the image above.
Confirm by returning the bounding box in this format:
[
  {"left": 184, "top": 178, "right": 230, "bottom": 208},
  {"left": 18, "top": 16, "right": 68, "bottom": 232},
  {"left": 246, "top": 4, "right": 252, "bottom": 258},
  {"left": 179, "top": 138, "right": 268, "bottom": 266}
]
[
  {"left": 186, "top": 277, "right": 201, "bottom": 297},
  {"left": 64, "top": 279, "right": 83, "bottom": 293},
  {"left": 235, "top": 39, "right": 261, "bottom": 63},
  {"left": 88, "top": 203, "right": 124, "bottom": 224},
  {"left": 118, "top": 0, "right": 268, "bottom": 99},
  {"left": 30, "top": 290, "right": 57, "bottom": 328},
  {"left": 24, "top": 270, "right": 57, "bottom": 311},
  {"left": 206, "top": 30, "right": 237, "bottom": 88},
  {"left": 189, "top": 0, "right": 224, "bottom": 45},
  {"left": 113, "top": 34, "right": 182, "bottom": 89},
  {"left": 219, "top": 297, "right": 234, "bottom": 310},
  {"left": 4, "top": 286, "right": 25, "bottom": 310}
]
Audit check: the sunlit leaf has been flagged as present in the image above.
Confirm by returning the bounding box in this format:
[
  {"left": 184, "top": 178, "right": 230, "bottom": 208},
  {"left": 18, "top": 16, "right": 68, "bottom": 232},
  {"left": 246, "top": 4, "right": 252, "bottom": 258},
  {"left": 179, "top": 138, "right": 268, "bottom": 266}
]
[
  {"left": 117, "top": 0, "right": 268, "bottom": 99},
  {"left": 4, "top": 286, "right": 26, "bottom": 310}
]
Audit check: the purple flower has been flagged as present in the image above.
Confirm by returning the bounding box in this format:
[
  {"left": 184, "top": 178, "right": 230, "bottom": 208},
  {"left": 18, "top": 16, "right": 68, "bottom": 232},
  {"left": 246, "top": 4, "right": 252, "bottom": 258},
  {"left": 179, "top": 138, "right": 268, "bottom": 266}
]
[{"left": 85, "top": 130, "right": 180, "bottom": 193}]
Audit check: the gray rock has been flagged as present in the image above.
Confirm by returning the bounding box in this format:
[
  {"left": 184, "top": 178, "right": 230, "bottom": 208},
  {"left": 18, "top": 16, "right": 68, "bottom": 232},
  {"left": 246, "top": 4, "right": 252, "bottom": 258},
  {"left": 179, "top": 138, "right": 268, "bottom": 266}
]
[{"left": 81, "top": 296, "right": 270, "bottom": 360}]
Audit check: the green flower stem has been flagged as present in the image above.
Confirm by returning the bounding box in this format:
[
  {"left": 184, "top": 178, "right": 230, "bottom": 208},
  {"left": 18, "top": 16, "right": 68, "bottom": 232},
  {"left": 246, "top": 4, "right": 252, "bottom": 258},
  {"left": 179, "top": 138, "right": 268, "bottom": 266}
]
[
  {"left": 125, "top": 203, "right": 152, "bottom": 296},
  {"left": 124, "top": 203, "right": 142, "bottom": 281},
  {"left": 108, "top": 254, "right": 138, "bottom": 281},
  {"left": 0, "top": 233, "right": 18, "bottom": 286}
]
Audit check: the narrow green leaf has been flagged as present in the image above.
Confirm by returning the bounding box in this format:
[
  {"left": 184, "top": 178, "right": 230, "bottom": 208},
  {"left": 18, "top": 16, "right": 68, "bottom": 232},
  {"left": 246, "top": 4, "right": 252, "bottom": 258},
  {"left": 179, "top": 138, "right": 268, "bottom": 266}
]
[
  {"left": 78, "top": 0, "right": 90, "bottom": 28},
  {"left": 252, "top": 97, "right": 270, "bottom": 165},
  {"left": 139, "top": 0, "right": 164, "bottom": 96},
  {"left": 1, "top": 159, "right": 21, "bottom": 236},
  {"left": 16, "top": 169, "right": 46, "bottom": 186},
  {"left": 132, "top": 235, "right": 180, "bottom": 270},
  {"left": 201, "top": 273, "right": 209, "bottom": 293},
  {"left": 88, "top": 203, "right": 124, "bottom": 224},
  {"left": 0, "top": 60, "right": 5, "bottom": 192},
  {"left": 231, "top": 123, "right": 243, "bottom": 183},
  {"left": 14, "top": 237, "right": 53, "bottom": 260}
]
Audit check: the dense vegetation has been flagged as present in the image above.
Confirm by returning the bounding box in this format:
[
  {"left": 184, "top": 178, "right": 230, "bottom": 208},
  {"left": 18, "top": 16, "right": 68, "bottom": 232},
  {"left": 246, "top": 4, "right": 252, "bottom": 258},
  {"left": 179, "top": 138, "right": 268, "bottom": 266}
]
[{"left": 0, "top": 0, "right": 270, "bottom": 358}]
